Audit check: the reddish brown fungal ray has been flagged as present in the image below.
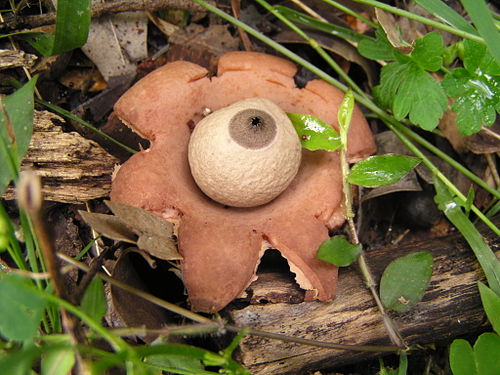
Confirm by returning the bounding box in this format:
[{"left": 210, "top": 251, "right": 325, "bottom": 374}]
[{"left": 111, "top": 51, "right": 376, "bottom": 313}]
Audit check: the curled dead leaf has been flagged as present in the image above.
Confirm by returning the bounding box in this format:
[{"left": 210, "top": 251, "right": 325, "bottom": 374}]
[{"left": 79, "top": 201, "right": 181, "bottom": 261}]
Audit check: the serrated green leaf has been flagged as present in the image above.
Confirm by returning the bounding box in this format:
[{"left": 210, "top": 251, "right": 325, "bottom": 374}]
[
  {"left": 450, "top": 339, "right": 477, "bottom": 375},
  {"left": 358, "top": 27, "right": 396, "bottom": 61},
  {"left": 23, "top": 0, "right": 91, "bottom": 56},
  {"left": 287, "top": 113, "right": 341, "bottom": 151},
  {"left": 442, "top": 40, "right": 500, "bottom": 136},
  {"left": 0, "top": 273, "right": 47, "bottom": 341},
  {"left": 348, "top": 154, "right": 420, "bottom": 187},
  {"left": 375, "top": 61, "right": 447, "bottom": 130},
  {"left": 474, "top": 333, "right": 500, "bottom": 375},
  {"left": 463, "top": 40, "right": 500, "bottom": 76},
  {"left": 411, "top": 32, "right": 443, "bottom": 72},
  {"left": 80, "top": 277, "right": 107, "bottom": 322},
  {"left": 316, "top": 235, "right": 362, "bottom": 267},
  {"left": 380, "top": 252, "right": 433, "bottom": 312},
  {"left": 478, "top": 283, "right": 500, "bottom": 335}
]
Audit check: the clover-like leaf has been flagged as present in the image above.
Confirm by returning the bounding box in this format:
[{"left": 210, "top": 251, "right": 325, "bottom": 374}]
[
  {"left": 376, "top": 60, "right": 447, "bottom": 130},
  {"left": 441, "top": 40, "right": 500, "bottom": 136},
  {"left": 411, "top": 32, "right": 444, "bottom": 72},
  {"left": 287, "top": 113, "right": 341, "bottom": 151},
  {"left": 373, "top": 32, "right": 447, "bottom": 130},
  {"left": 358, "top": 27, "right": 396, "bottom": 61}
]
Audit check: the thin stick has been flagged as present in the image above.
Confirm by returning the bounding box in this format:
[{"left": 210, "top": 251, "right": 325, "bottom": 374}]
[
  {"left": 0, "top": 0, "right": 208, "bottom": 32},
  {"left": 57, "top": 252, "right": 401, "bottom": 353}
]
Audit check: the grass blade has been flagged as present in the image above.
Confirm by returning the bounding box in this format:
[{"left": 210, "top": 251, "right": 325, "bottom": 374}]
[
  {"left": 23, "top": 0, "right": 91, "bottom": 56},
  {"left": 434, "top": 177, "right": 500, "bottom": 296},
  {"left": 460, "top": 0, "right": 500, "bottom": 65},
  {"left": 414, "top": 0, "right": 477, "bottom": 35}
]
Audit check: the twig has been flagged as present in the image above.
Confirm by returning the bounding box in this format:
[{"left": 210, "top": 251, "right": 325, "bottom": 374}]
[
  {"left": 231, "top": 0, "right": 253, "bottom": 51},
  {"left": 57, "top": 252, "right": 401, "bottom": 353},
  {"left": 1, "top": 0, "right": 210, "bottom": 32}
]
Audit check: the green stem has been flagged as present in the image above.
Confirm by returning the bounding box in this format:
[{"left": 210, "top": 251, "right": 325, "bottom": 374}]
[
  {"left": 193, "top": 0, "right": 499, "bottom": 236},
  {"left": 349, "top": 0, "right": 483, "bottom": 44},
  {"left": 386, "top": 120, "right": 500, "bottom": 236}
]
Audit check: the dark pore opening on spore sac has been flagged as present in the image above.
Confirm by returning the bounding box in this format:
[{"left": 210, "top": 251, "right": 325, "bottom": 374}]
[
  {"left": 250, "top": 116, "right": 264, "bottom": 127},
  {"left": 229, "top": 108, "right": 277, "bottom": 149}
]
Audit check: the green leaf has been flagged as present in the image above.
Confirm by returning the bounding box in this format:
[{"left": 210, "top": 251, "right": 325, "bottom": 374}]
[
  {"left": 80, "top": 276, "right": 107, "bottom": 322},
  {"left": 287, "top": 113, "right": 341, "bottom": 151},
  {"left": 316, "top": 235, "right": 362, "bottom": 267},
  {"left": 434, "top": 177, "right": 500, "bottom": 296},
  {"left": 410, "top": 32, "right": 443, "bottom": 72},
  {"left": 474, "top": 332, "right": 500, "bottom": 375},
  {"left": 441, "top": 40, "right": 500, "bottom": 136},
  {"left": 478, "top": 283, "right": 500, "bottom": 335},
  {"left": 397, "top": 352, "right": 408, "bottom": 375},
  {"left": 338, "top": 90, "right": 354, "bottom": 146},
  {"left": 145, "top": 354, "right": 206, "bottom": 374},
  {"left": 380, "top": 252, "right": 433, "bottom": 312},
  {"left": 0, "top": 77, "right": 37, "bottom": 193},
  {"left": 461, "top": 0, "right": 500, "bottom": 66},
  {"left": 0, "top": 273, "right": 47, "bottom": 340},
  {"left": 0, "top": 344, "right": 41, "bottom": 375},
  {"left": 450, "top": 339, "right": 477, "bottom": 375},
  {"left": 358, "top": 27, "right": 396, "bottom": 61},
  {"left": 41, "top": 338, "right": 75, "bottom": 375},
  {"left": 23, "top": 0, "right": 91, "bottom": 56},
  {"left": 375, "top": 60, "right": 447, "bottom": 130},
  {"left": 348, "top": 154, "right": 420, "bottom": 187}
]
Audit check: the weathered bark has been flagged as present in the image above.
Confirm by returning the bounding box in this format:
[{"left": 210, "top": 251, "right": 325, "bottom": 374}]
[
  {"left": 230, "top": 224, "right": 499, "bottom": 374},
  {"left": 0, "top": 0, "right": 209, "bottom": 32},
  {"left": 3, "top": 110, "right": 117, "bottom": 203}
]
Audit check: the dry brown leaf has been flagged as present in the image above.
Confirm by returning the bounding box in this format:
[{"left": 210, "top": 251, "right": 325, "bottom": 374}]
[
  {"left": 79, "top": 210, "right": 136, "bottom": 243},
  {"left": 137, "top": 236, "right": 181, "bottom": 261},
  {"left": 105, "top": 201, "right": 174, "bottom": 239},
  {"left": 275, "top": 30, "right": 375, "bottom": 86}
]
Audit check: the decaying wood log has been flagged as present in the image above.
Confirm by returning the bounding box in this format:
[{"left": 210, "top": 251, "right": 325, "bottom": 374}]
[
  {"left": 3, "top": 110, "right": 118, "bottom": 203},
  {"left": 230, "top": 224, "right": 499, "bottom": 374}
]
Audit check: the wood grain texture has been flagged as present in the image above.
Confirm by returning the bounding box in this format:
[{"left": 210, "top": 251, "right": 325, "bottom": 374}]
[
  {"left": 230, "top": 225, "right": 499, "bottom": 374},
  {"left": 3, "top": 110, "right": 118, "bottom": 203}
]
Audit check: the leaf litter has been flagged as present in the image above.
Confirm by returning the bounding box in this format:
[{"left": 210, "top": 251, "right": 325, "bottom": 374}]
[{"left": 79, "top": 201, "right": 181, "bottom": 261}]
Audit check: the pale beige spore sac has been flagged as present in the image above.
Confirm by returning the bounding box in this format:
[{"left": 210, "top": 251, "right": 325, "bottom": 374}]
[{"left": 188, "top": 97, "right": 302, "bottom": 208}]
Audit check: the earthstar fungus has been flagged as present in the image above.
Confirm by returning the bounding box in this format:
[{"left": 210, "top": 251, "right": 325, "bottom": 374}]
[{"left": 110, "top": 51, "right": 376, "bottom": 312}]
